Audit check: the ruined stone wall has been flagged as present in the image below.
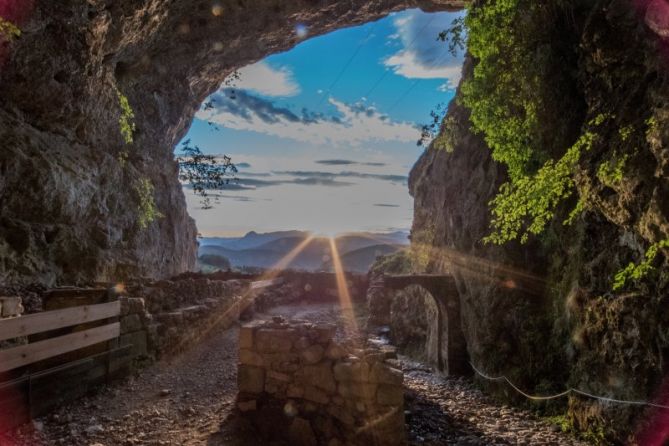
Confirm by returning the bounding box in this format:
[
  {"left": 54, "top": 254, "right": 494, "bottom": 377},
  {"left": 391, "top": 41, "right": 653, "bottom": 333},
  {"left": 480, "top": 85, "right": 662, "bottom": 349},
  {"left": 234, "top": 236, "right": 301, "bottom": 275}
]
[
  {"left": 237, "top": 317, "right": 406, "bottom": 446},
  {"left": 120, "top": 277, "right": 247, "bottom": 360}
]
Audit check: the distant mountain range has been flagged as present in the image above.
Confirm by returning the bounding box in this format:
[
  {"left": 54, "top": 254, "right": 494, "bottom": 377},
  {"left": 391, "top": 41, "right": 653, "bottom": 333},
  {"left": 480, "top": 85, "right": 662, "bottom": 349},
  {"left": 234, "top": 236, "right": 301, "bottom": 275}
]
[{"left": 198, "top": 230, "right": 408, "bottom": 273}]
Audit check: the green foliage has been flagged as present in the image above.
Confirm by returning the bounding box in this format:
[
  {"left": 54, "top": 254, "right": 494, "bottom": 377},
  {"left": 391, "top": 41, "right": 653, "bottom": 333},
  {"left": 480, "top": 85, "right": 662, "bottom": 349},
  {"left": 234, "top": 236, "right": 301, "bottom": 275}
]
[
  {"left": 546, "top": 415, "right": 573, "bottom": 433},
  {"left": 596, "top": 152, "right": 628, "bottom": 187},
  {"left": 645, "top": 116, "right": 658, "bottom": 138},
  {"left": 484, "top": 127, "right": 600, "bottom": 244},
  {"left": 418, "top": 103, "right": 448, "bottom": 147},
  {"left": 117, "top": 150, "right": 129, "bottom": 168},
  {"left": 432, "top": 115, "right": 458, "bottom": 152},
  {"left": 134, "top": 178, "right": 163, "bottom": 229},
  {"left": 0, "top": 17, "right": 20, "bottom": 41},
  {"left": 613, "top": 239, "right": 669, "bottom": 290},
  {"left": 117, "top": 91, "right": 136, "bottom": 144},
  {"left": 461, "top": 0, "right": 546, "bottom": 182},
  {"left": 177, "top": 139, "right": 238, "bottom": 209},
  {"left": 371, "top": 249, "right": 413, "bottom": 275},
  {"left": 437, "top": 17, "right": 466, "bottom": 57}
]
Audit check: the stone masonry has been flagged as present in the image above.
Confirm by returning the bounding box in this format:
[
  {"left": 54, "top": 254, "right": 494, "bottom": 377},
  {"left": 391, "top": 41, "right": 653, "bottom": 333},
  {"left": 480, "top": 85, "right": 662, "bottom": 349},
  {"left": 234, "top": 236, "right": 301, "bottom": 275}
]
[{"left": 237, "top": 317, "right": 407, "bottom": 446}]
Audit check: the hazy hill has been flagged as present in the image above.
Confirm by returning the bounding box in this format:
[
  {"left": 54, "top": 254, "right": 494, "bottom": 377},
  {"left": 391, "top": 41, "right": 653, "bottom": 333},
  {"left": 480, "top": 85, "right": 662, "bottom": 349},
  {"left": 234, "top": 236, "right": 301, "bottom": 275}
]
[
  {"left": 320, "top": 244, "right": 403, "bottom": 273},
  {"left": 197, "top": 230, "right": 408, "bottom": 272}
]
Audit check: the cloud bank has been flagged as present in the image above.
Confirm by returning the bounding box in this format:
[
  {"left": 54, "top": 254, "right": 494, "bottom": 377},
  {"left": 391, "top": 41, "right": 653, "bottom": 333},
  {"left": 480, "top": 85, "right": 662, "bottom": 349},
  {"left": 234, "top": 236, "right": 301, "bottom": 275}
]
[
  {"left": 385, "top": 10, "right": 464, "bottom": 89},
  {"left": 196, "top": 90, "right": 420, "bottom": 146},
  {"left": 228, "top": 62, "right": 300, "bottom": 97}
]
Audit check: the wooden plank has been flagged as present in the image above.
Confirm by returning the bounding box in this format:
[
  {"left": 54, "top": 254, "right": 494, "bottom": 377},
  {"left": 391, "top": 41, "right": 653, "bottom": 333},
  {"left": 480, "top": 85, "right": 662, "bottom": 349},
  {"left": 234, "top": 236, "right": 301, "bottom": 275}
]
[
  {"left": 250, "top": 278, "right": 284, "bottom": 290},
  {"left": 0, "top": 301, "right": 120, "bottom": 342},
  {"left": 0, "top": 322, "right": 120, "bottom": 373}
]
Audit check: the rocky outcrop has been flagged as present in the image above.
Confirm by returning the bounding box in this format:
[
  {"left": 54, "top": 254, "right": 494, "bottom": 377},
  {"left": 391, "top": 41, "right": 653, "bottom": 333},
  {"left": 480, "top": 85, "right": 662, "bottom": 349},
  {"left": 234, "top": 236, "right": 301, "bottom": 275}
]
[
  {"left": 0, "top": 0, "right": 463, "bottom": 286},
  {"left": 409, "top": 0, "right": 669, "bottom": 442}
]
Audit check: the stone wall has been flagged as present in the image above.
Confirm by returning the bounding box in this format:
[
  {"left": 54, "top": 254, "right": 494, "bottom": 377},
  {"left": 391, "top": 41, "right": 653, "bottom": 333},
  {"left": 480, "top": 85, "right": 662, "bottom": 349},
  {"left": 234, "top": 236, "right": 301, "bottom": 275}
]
[
  {"left": 249, "top": 272, "right": 368, "bottom": 315},
  {"left": 120, "top": 277, "right": 247, "bottom": 360},
  {"left": 237, "top": 317, "right": 406, "bottom": 446}
]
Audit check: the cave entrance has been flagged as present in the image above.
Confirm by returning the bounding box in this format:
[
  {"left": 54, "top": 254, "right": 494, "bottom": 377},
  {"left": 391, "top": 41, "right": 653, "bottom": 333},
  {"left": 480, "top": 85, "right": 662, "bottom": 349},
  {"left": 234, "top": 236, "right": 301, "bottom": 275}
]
[{"left": 178, "top": 6, "right": 466, "bottom": 278}]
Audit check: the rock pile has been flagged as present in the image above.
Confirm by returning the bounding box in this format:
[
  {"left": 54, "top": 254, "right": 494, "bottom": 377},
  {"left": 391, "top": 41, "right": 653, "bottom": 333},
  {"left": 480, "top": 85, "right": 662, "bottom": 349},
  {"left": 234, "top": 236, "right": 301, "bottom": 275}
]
[
  {"left": 0, "top": 296, "right": 23, "bottom": 318},
  {"left": 237, "top": 317, "right": 407, "bottom": 446}
]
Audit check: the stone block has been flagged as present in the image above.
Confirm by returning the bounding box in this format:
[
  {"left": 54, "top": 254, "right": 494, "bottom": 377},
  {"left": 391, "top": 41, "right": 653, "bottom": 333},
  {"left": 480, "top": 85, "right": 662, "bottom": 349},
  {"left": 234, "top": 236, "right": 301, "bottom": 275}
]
[
  {"left": 333, "top": 361, "right": 370, "bottom": 382},
  {"left": 239, "top": 349, "right": 264, "bottom": 367},
  {"left": 239, "top": 326, "right": 254, "bottom": 350},
  {"left": 119, "top": 330, "right": 148, "bottom": 358},
  {"left": 120, "top": 314, "right": 143, "bottom": 334},
  {"left": 255, "top": 329, "right": 294, "bottom": 352},
  {"left": 238, "top": 365, "right": 265, "bottom": 394},
  {"left": 370, "top": 363, "right": 403, "bottom": 386},
  {"left": 376, "top": 384, "right": 403, "bottom": 406},
  {"left": 327, "top": 405, "right": 355, "bottom": 426},
  {"left": 0, "top": 297, "right": 23, "bottom": 318},
  {"left": 300, "top": 344, "right": 324, "bottom": 365},
  {"left": 263, "top": 352, "right": 300, "bottom": 373},
  {"left": 325, "top": 342, "right": 347, "bottom": 360},
  {"left": 120, "top": 297, "right": 145, "bottom": 316},
  {"left": 303, "top": 385, "right": 329, "bottom": 404},
  {"left": 289, "top": 417, "right": 317, "bottom": 446},
  {"left": 299, "top": 362, "right": 336, "bottom": 394},
  {"left": 267, "top": 370, "right": 292, "bottom": 382},
  {"left": 287, "top": 384, "right": 305, "bottom": 398},
  {"left": 294, "top": 336, "right": 311, "bottom": 350},
  {"left": 338, "top": 382, "right": 377, "bottom": 400},
  {"left": 156, "top": 311, "right": 184, "bottom": 326},
  {"left": 314, "top": 324, "right": 336, "bottom": 343}
]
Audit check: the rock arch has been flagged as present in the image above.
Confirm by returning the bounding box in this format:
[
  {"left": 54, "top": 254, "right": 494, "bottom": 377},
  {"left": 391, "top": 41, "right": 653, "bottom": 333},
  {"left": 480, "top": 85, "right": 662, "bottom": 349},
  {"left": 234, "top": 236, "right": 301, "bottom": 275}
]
[
  {"left": 0, "top": 0, "right": 464, "bottom": 285},
  {"left": 383, "top": 274, "right": 470, "bottom": 375}
]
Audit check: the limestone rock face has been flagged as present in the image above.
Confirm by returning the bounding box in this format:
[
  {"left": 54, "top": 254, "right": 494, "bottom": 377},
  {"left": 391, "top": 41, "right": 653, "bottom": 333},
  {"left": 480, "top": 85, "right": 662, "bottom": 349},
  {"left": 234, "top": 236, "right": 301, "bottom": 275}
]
[
  {"left": 0, "top": 0, "right": 461, "bottom": 285},
  {"left": 408, "top": 1, "right": 669, "bottom": 441}
]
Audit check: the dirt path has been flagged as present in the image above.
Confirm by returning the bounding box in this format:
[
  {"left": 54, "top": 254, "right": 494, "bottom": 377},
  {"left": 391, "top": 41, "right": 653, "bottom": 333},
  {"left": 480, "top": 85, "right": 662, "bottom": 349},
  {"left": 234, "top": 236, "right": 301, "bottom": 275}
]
[{"left": 4, "top": 302, "right": 585, "bottom": 446}]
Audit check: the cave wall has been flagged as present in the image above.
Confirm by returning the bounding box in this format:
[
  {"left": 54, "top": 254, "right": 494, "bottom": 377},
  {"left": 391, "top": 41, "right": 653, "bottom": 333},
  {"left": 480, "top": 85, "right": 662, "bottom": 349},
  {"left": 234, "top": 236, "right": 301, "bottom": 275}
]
[
  {"left": 409, "top": 0, "right": 669, "bottom": 442},
  {"left": 0, "top": 0, "right": 463, "bottom": 285}
]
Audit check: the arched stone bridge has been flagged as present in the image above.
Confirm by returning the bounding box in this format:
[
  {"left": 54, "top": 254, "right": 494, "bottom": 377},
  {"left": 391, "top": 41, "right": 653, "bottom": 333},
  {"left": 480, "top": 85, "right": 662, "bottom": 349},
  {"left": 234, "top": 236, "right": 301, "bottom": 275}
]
[{"left": 381, "top": 274, "right": 470, "bottom": 376}]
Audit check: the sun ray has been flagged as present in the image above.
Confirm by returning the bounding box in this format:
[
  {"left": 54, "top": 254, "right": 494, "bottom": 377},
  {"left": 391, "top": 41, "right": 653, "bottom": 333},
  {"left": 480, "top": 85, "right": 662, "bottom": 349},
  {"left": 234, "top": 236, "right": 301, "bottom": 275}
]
[
  {"left": 328, "top": 237, "right": 360, "bottom": 335},
  {"left": 168, "top": 235, "right": 316, "bottom": 355},
  {"left": 411, "top": 242, "right": 546, "bottom": 295}
]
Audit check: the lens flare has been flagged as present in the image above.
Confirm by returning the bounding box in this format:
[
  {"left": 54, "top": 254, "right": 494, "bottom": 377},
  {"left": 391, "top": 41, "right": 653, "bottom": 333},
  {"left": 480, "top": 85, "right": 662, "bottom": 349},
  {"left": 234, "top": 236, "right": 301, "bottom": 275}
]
[
  {"left": 211, "top": 3, "right": 224, "bottom": 16},
  {"left": 168, "top": 236, "right": 316, "bottom": 354},
  {"left": 295, "top": 23, "right": 308, "bottom": 39},
  {"left": 328, "top": 238, "right": 359, "bottom": 334}
]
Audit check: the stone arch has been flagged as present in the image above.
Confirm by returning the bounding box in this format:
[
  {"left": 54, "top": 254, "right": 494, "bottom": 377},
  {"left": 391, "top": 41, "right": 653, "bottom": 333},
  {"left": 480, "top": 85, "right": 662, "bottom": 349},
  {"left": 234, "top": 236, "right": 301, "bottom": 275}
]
[
  {"left": 0, "top": 0, "right": 465, "bottom": 285},
  {"left": 383, "top": 274, "right": 470, "bottom": 376}
]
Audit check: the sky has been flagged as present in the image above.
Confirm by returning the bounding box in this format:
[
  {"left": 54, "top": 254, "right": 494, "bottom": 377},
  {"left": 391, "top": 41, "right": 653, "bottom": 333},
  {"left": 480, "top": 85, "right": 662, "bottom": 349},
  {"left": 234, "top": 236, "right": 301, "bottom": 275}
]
[{"left": 179, "top": 8, "right": 465, "bottom": 237}]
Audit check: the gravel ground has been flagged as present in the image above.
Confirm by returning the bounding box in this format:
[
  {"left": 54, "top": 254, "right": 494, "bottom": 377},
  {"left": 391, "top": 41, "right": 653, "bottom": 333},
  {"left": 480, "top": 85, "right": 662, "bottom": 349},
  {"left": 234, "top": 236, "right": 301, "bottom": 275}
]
[{"left": 2, "top": 302, "right": 585, "bottom": 446}]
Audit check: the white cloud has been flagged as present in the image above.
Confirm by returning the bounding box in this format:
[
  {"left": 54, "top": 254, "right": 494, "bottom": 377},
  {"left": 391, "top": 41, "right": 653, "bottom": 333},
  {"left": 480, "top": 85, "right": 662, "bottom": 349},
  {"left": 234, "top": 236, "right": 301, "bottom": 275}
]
[
  {"left": 197, "top": 96, "right": 419, "bottom": 147},
  {"left": 386, "top": 50, "right": 462, "bottom": 87},
  {"left": 384, "top": 10, "right": 464, "bottom": 88},
  {"left": 227, "top": 61, "right": 300, "bottom": 97}
]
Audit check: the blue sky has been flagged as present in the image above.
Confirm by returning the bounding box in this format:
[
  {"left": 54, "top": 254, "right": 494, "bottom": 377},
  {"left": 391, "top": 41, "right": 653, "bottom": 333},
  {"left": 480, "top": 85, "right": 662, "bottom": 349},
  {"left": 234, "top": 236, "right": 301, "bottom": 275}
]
[{"left": 180, "top": 8, "right": 464, "bottom": 237}]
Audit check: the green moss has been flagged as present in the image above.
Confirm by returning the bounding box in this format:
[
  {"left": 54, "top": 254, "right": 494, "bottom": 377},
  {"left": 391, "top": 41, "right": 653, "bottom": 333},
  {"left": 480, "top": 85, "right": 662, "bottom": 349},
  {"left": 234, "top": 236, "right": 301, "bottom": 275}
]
[
  {"left": 0, "top": 17, "right": 21, "bottom": 41},
  {"left": 371, "top": 250, "right": 414, "bottom": 275},
  {"left": 117, "top": 150, "right": 129, "bottom": 168},
  {"left": 134, "top": 178, "right": 164, "bottom": 229},
  {"left": 433, "top": 115, "right": 458, "bottom": 152},
  {"left": 596, "top": 152, "right": 628, "bottom": 187},
  {"left": 117, "top": 91, "right": 136, "bottom": 144},
  {"left": 613, "top": 239, "right": 669, "bottom": 290}
]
